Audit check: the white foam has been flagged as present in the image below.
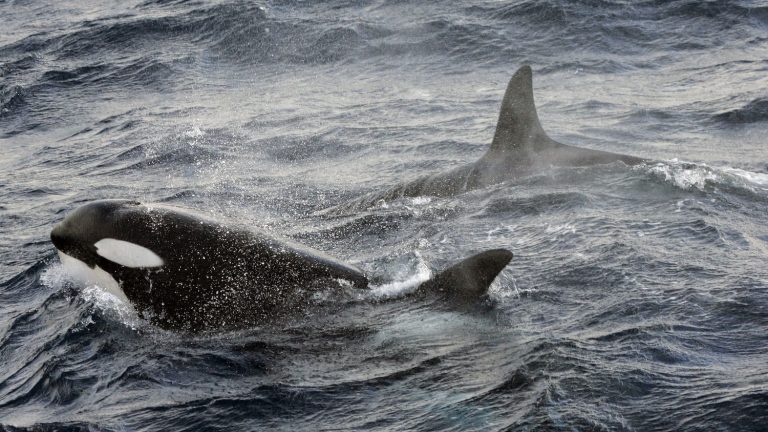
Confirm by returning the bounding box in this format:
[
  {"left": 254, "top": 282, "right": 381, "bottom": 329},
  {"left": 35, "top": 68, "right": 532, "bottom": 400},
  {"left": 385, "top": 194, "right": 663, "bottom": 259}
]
[
  {"left": 545, "top": 223, "right": 577, "bottom": 235},
  {"left": 40, "top": 260, "right": 71, "bottom": 289},
  {"left": 647, "top": 159, "right": 719, "bottom": 190},
  {"left": 367, "top": 254, "right": 433, "bottom": 300},
  {"left": 646, "top": 159, "right": 768, "bottom": 192},
  {"left": 485, "top": 224, "right": 516, "bottom": 242},
  {"left": 410, "top": 196, "right": 432, "bottom": 206},
  {"left": 722, "top": 167, "right": 768, "bottom": 188},
  {"left": 80, "top": 285, "right": 140, "bottom": 326},
  {"left": 42, "top": 256, "right": 141, "bottom": 328},
  {"left": 185, "top": 126, "right": 204, "bottom": 138},
  {"left": 490, "top": 271, "right": 533, "bottom": 301},
  {"left": 54, "top": 251, "right": 137, "bottom": 311}
]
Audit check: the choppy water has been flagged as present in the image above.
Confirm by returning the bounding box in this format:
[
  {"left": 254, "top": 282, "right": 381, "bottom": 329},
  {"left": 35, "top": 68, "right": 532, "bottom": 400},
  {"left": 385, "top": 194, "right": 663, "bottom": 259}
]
[{"left": 2, "top": 0, "right": 768, "bottom": 430}]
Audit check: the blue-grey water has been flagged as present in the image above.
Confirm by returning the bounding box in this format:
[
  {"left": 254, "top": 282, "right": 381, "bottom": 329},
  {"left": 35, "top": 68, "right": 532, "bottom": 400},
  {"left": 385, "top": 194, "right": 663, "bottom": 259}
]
[{"left": 2, "top": 1, "right": 768, "bottom": 430}]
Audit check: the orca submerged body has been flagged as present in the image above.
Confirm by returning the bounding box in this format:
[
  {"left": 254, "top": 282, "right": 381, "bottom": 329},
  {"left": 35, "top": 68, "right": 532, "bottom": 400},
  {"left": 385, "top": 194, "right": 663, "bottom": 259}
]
[
  {"left": 336, "top": 65, "right": 647, "bottom": 210},
  {"left": 51, "top": 200, "right": 512, "bottom": 331}
]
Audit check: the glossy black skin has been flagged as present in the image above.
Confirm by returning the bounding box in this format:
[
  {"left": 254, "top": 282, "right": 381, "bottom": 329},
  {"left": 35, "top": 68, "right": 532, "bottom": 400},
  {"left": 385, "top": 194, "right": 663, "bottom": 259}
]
[
  {"left": 51, "top": 200, "right": 368, "bottom": 331},
  {"left": 51, "top": 200, "right": 514, "bottom": 332}
]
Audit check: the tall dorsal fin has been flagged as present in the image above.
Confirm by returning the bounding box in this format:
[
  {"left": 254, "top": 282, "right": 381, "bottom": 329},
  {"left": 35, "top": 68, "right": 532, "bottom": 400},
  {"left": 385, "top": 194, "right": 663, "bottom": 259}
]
[
  {"left": 416, "top": 249, "right": 513, "bottom": 305},
  {"left": 490, "top": 65, "right": 552, "bottom": 153}
]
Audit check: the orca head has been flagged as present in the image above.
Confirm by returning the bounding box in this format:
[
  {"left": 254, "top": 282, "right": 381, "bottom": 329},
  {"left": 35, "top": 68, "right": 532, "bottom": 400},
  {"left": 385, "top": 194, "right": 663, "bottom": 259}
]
[{"left": 51, "top": 199, "right": 164, "bottom": 270}]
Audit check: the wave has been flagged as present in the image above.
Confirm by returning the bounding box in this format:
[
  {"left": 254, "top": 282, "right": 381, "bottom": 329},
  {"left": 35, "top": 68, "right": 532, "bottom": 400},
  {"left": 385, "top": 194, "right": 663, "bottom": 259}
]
[
  {"left": 0, "top": 2, "right": 369, "bottom": 67},
  {"left": 477, "top": 192, "right": 591, "bottom": 218},
  {"left": 0, "top": 54, "right": 38, "bottom": 78},
  {"left": 713, "top": 97, "right": 768, "bottom": 124},
  {"left": 466, "top": 0, "right": 768, "bottom": 58},
  {"left": 0, "top": 84, "right": 26, "bottom": 118},
  {"left": 0, "top": 58, "right": 176, "bottom": 136},
  {"left": 643, "top": 160, "right": 768, "bottom": 193},
  {"left": 0, "top": 421, "right": 103, "bottom": 431},
  {"left": 41, "top": 58, "right": 176, "bottom": 89},
  {"left": 85, "top": 126, "right": 249, "bottom": 175},
  {"left": 2, "top": 0, "right": 765, "bottom": 99}
]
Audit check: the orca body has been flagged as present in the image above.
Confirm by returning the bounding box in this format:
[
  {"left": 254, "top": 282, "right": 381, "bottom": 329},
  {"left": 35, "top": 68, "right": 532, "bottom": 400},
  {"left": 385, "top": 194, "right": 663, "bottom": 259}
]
[
  {"left": 335, "top": 65, "right": 647, "bottom": 211},
  {"left": 51, "top": 200, "right": 512, "bottom": 332}
]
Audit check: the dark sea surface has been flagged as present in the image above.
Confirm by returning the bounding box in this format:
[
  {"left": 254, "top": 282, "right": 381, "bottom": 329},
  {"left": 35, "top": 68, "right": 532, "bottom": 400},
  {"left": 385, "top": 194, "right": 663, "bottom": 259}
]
[{"left": 2, "top": 0, "right": 768, "bottom": 430}]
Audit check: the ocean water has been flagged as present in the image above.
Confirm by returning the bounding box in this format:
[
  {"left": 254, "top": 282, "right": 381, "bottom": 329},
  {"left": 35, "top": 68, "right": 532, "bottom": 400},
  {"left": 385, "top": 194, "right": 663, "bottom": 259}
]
[{"left": 2, "top": 0, "right": 768, "bottom": 430}]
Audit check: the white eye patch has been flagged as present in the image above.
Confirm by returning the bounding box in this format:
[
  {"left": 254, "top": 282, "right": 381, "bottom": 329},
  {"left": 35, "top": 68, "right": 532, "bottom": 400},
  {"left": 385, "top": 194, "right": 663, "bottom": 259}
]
[{"left": 94, "top": 238, "right": 164, "bottom": 268}]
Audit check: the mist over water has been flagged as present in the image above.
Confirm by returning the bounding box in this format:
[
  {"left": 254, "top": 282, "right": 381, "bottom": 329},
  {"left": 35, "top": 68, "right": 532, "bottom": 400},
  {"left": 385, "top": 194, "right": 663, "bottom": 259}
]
[{"left": 2, "top": 0, "right": 768, "bottom": 430}]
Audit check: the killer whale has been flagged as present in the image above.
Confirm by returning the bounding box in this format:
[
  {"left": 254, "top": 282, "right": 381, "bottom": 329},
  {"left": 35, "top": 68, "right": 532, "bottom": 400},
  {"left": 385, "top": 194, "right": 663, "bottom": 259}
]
[
  {"left": 50, "top": 200, "right": 512, "bottom": 332},
  {"left": 333, "top": 65, "right": 647, "bottom": 211}
]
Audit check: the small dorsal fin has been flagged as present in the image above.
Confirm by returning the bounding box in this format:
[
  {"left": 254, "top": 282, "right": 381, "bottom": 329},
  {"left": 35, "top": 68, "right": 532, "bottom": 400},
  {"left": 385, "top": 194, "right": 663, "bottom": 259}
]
[
  {"left": 490, "top": 65, "right": 552, "bottom": 153},
  {"left": 417, "top": 249, "right": 513, "bottom": 305}
]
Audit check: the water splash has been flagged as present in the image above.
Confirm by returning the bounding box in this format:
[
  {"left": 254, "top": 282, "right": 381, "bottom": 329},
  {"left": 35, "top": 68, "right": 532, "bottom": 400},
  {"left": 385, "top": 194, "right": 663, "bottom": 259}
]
[
  {"left": 41, "top": 261, "right": 142, "bottom": 329},
  {"left": 645, "top": 159, "right": 768, "bottom": 192},
  {"left": 646, "top": 159, "right": 720, "bottom": 190},
  {"left": 367, "top": 252, "right": 432, "bottom": 300},
  {"left": 722, "top": 167, "right": 768, "bottom": 189}
]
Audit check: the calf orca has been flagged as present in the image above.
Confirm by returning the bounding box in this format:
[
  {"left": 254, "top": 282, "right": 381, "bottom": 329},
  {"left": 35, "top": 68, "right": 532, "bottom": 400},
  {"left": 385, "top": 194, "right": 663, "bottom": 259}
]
[
  {"left": 335, "top": 65, "right": 647, "bottom": 210},
  {"left": 51, "top": 200, "right": 512, "bottom": 332}
]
